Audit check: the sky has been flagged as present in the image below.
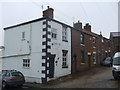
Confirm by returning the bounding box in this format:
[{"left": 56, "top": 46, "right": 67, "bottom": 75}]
[{"left": 0, "top": 0, "right": 119, "bottom": 46}]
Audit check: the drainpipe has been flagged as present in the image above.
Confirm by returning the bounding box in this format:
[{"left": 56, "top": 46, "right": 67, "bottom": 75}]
[{"left": 29, "top": 24, "right": 32, "bottom": 55}]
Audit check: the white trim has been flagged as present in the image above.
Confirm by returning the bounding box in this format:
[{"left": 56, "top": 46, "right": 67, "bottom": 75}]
[
  {"left": 88, "top": 52, "right": 91, "bottom": 55},
  {"left": 93, "top": 52, "right": 96, "bottom": 54},
  {"left": 80, "top": 44, "right": 85, "bottom": 47}
]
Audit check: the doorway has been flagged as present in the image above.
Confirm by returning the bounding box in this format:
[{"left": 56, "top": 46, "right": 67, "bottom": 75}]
[
  {"left": 49, "top": 54, "right": 56, "bottom": 78},
  {"left": 88, "top": 53, "right": 91, "bottom": 67}
]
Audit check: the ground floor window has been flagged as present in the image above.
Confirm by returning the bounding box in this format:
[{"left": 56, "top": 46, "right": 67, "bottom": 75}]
[
  {"left": 81, "top": 50, "right": 85, "bottom": 63},
  {"left": 93, "top": 53, "right": 96, "bottom": 64},
  {"left": 23, "top": 59, "right": 30, "bottom": 68},
  {"left": 62, "top": 50, "right": 68, "bottom": 68}
]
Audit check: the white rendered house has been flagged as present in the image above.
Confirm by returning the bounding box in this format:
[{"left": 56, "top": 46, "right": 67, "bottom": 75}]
[
  {"left": 2, "top": 7, "right": 71, "bottom": 83},
  {"left": 0, "top": 50, "right": 2, "bottom": 71}
]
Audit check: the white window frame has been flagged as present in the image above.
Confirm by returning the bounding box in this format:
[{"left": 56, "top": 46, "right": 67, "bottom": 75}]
[
  {"left": 93, "top": 53, "right": 96, "bottom": 64},
  {"left": 93, "top": 37, "right": 96, "bottom": 43},
  {"left": 23, "top": 59, "right": 30, "bottom": 68},
  {"left": 102, "top": 38, "right": 104, "bottom": 43},
  {"left": 62, "top": 50, "right": 68, "bottom": 68},
  {"left": 93, "top": 37, "right": 96, "bottom": 48},
  {"left": 62, "top": 26, "right": 68, "bottom": 42},
  {"left": 51, "top": 28, "right": 57, "bottom": 39},
  {"left": 80, "top": 33, "right": 84, "bottom": 44}
]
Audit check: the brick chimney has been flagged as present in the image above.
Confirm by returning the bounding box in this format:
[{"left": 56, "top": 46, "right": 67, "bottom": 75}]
[
  {"left": 43, "top": 6, "right": 54, "bottom": 19},
  {"left": 84, "top": 23, "right": 91, "bottom": 32},
  {"left": 73, "top": 21, "right": 82, "bottom": 30}
]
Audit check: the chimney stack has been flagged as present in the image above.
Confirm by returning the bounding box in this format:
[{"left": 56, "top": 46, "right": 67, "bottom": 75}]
[
  {"left": 84, "top": 23, "right": 91, "bottom": 32},
  {"left": 43, "top": 6, "right": 54, "bottom": 19},
  {"left": 73, "top": 21, "right": 82, "bottom": 30}
]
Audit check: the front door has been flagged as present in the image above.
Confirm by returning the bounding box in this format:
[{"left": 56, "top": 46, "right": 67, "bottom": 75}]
[
  {"left": 88, "top": 55, "right": 91, "bottom": 67},
  {"left": 49, "top": 54, "right": 56, "bottom": 78}
]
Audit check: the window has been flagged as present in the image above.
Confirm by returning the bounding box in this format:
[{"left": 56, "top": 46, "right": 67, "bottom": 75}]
[
  {"left": 93, "top": 37, "right": 96, "bottom": 47},
  {"left": 11, "top": 72, "right": 23, "bottom": 77},
  {"left": 93, "top": 37, "right": 96, "bottom": 43},
  {"left": 80, "top": 33, "right": 84, "bottom": 44},
  {"left": 101, "top": 38, "right": 104, "bottom": 43},
  {"left": 62, "top": 25, "right": 68, "bottom": 41},
  {"left": 81, "top": 51, "right": 85, "bottom": 63},
  {"left": 23, "top": 59, "right": 30, "bottom": 68},
  {"left": 62, "top": 50, "right": 68, "bottom": 68},
  {"left": 51, "top": 28, "right": 57, "bottom": 39},
  {"left": 22, "top": 32, "right": 25, "bottom": 40},
  {"left": 3, "top": 72, "right": 10, "bottom": 77},
  {"left": 93, "top": 53, "right": 96, "bottom": 64}
]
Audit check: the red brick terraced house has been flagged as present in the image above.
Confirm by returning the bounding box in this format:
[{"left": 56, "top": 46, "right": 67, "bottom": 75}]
[{"left": 71, "top": 21, "right": 111, "bottom": 73}]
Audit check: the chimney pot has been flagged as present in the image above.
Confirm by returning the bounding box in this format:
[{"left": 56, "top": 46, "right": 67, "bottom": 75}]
[
  {"left": 47, "top": 6, "right": 50, "bottom": 9},
  {"left": 43, "top": 6, "right": 54, "bottom": 19},
  {"left": 86, "top": 23, "right": 89, "bottom": 26},
  {"left": 73, "top": 21, "right": 82, "bottom": 30},
  {"left": 84, "top": 23, "right": 91, "bottom": 32}
]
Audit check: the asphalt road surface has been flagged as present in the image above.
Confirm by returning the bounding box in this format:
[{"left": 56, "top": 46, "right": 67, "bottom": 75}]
[
  {"left": 2, "top": 66, "right": 120, "bottom": 89},
  {"left": 46, "top": 66, "right": 120, "bottom": 88}
]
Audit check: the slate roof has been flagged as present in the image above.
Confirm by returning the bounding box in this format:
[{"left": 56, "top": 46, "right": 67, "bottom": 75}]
[{"left": 110, "top": 32, "right": 120, "bottom": 38}]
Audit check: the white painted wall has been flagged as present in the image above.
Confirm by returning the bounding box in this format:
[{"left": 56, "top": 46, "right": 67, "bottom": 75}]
[
  {"left": 3, "top": 18, "right": 71, "bottom": 83},
  {"left": 4, "top": 24, "right": 30, "bottom": 56},
  {"left": 3, "top": 20, "right": 45, "bottom": 83},
  {"left": 0, "top": 50, "right": 2, "bottom": 71},
  {"left": 49, "top": 21, "right": 71, "bottom": 79}
]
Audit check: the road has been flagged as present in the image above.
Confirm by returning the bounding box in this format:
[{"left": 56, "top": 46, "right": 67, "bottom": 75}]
[
  {"left": 3, "top": 66, "right": 120, "bottom": 89},
  {"left": 45, "top": 66, "right": 120, "bottom": 88}
]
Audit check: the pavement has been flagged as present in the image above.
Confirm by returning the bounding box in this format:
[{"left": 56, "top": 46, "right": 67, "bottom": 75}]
[{"left": 23, "top": 65, "right": 112, "bottom": 88}]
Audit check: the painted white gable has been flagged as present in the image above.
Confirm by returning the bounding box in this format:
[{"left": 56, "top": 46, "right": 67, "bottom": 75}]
[{"left": 3, "top": 18, "right": 71, "bottom": 83}]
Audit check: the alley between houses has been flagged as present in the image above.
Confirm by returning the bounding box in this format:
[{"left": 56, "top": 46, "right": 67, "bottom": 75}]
[{"left": 40, "top": 66, "right": 120, "bottom": 88}]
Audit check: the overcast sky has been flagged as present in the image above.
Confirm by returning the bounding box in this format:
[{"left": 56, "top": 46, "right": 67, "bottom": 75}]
[{"left": 0, "top": 0, "right": 119, "bottom": 46}]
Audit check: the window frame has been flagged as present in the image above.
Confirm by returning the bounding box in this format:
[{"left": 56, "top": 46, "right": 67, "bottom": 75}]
[
  {"left": 62, "top": 50, "right": 68, "bottom": 68},
  {"left": 93, "top": 53, "right": 97, "bottom": 64},
  {"left": 81, "top": 50, "right": 85, "bottom": 63},
  {"left": 22, "top": 32, "right": 25, "bottom": 40},
  {"left": 93, "top": 37, "right": 96, "bottom": 43},
  {"left": 93, "top": 37, "right": 96, "bottom": 47},
  {"left": 80, "top": 33, "right": 84, "bottom": 44},
  {"left": 23, "top": 59, "right": 30, "bottom": 68},
  {"left": 51, "top": 28, "right": 57, "bottom": 39},
  {"left": 62, "top": 25, "right": 68, "bottom": 42}
]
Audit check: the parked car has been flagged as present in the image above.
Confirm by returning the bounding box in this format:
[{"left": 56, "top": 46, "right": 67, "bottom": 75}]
[
  {"left": 102, "top": 57, "right": 113, "bottom": 67},
  {"left": 100, "top": 57, "right": 106, "bottom": 66},
  {"left": 112, "top": 52, "right": 120, "bottom": 80},
  {"left": 2, "top": 70, "right": 25, "bottom": 89}
]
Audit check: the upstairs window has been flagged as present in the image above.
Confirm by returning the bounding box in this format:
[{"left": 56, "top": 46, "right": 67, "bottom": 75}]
[
  {"left": 93, "top": 37, "right": 96, "bottom": 43},
  {"left": 93, "top": 37, "right": 96, "bottom": 47},
  {"left": 51, "top": 28, "right": 57, "bottom": 39},
  {"left": 23, "top": 59, "right": 30, "bottom": 68},
  {"left": 101, "top": 38, "right": 104, "bottom": 43},
  {"left": 80, "top": 33, "right": 84, "bottom": 44},
  {"left": 62, "top": 50, "right": 68, "bottom": 68},
  {"left": 22, "top": 32, "right": 25, "bottom": 40},
  {"left": 62, "top": 25, "right": 68, "bottom": 42}
]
